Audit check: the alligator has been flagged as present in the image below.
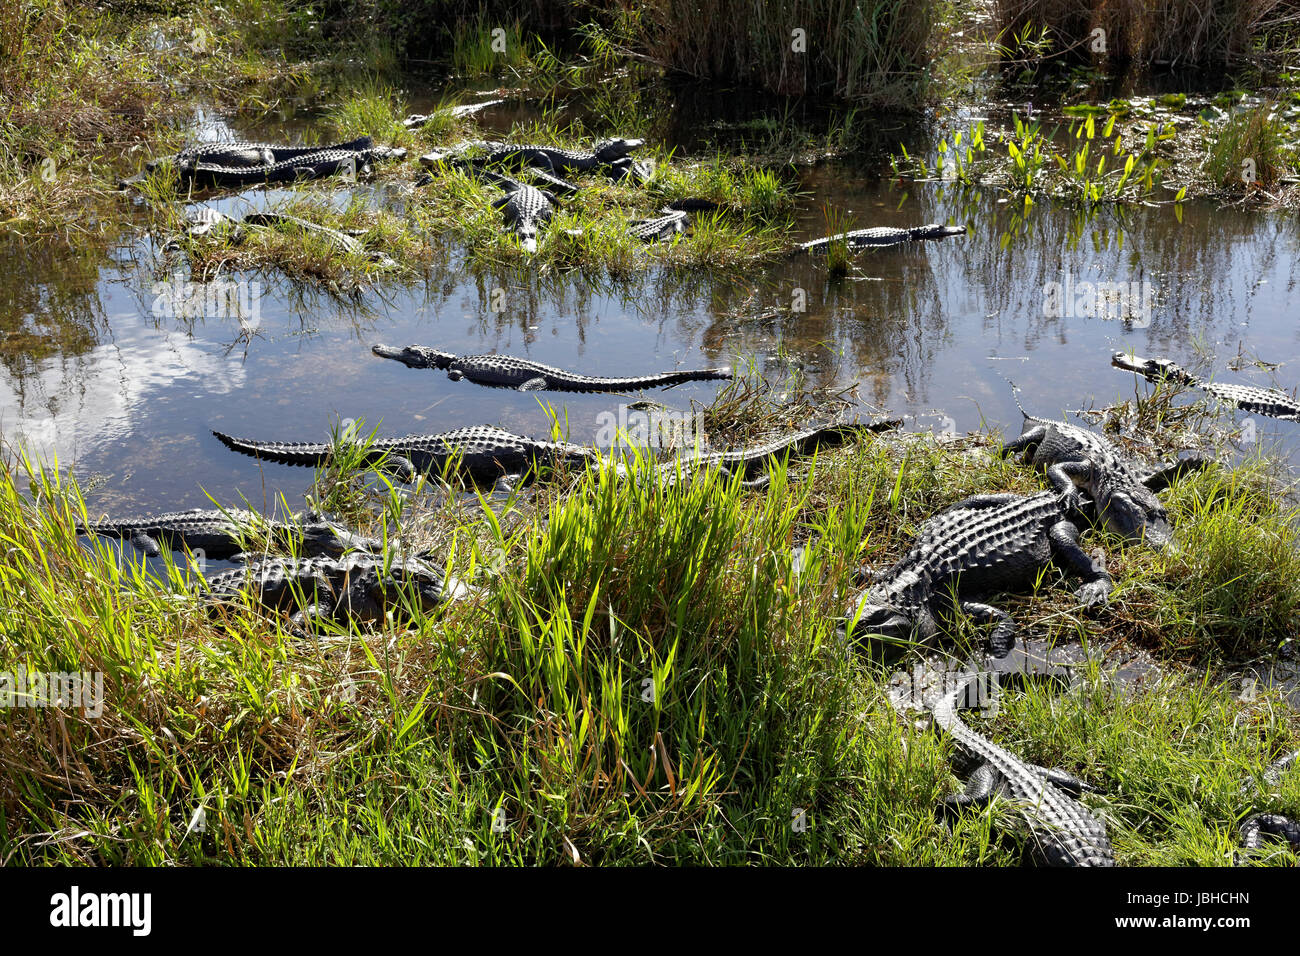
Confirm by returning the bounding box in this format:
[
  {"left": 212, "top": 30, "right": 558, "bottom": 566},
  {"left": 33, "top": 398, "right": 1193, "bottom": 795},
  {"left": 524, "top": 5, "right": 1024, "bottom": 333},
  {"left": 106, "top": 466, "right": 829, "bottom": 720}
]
[
  {"left": 795, "top": 223, "right": 967, "bottom": 255},
  {"left": 167, "top": 208, "right": 396, "bottom": 267},
  {"left": 999, "top": 380, "right": 1206, "bottom": 547},
  {"left": 471, "top": 137, "right": 644, "bottom": 177},
  {"left": 403, "top": 98, "right": 504, "bottom": 129},
  {"left": 418, "top": 150, "right": 579, "bottom": 196},
  {"left": 372, "top": 344, "right": 733, "bottom": 393},
  {"left": 120, "top": 137, "right": 406, "bottom": 190},
  {"left": 77, "top": 508, "right": 378, "bottom": 561},
  {"left": 606, "top": 420, "right": 901, "bottom": 489},
  {"left": 607, "top": 156, "right": 655, "bottom": 185},
  {"left": 628, "top": 199, "right": 720, "bottom": 243},
  {"left": 213, "top": 425, "right": 600, "bottom": 485},
  {"left": 1112, "top": 352, "right": 1300, "bottom": 422},
  {"left": 931, "top": 670, "right": 1115, "bottom": 866},
  {"left": 196, "top": 552, "right": 475, "bottom": 632},
  {"left": 842, "top": 491, "right": 1112, "bottom": 653},
  {"left": 1235, "top": 750, "right": 1300, "bottom": 863},
  {"left": 428, "top": 160, "right": 557, "bottom": 253},
  {"left": 421, "top": 138, "right": 645, "bottom": 186}
]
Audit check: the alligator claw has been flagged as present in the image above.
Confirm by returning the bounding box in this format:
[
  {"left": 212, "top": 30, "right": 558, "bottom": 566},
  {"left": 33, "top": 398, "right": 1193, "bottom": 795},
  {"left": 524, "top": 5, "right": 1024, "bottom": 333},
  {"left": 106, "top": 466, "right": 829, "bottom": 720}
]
[{"left": 1073, "top": 579, "right": 1111, "bottom": 608}]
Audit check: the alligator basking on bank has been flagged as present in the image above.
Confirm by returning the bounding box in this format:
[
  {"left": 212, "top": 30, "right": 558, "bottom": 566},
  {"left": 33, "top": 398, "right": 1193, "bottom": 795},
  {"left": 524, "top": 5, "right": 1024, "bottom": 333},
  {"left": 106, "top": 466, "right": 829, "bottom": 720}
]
[
  {"left": 372, "top": 344, "right": 733, "bottom": 392},
  {"left": 168, "top": 208, "right": 396, "bottom": 268},
  {"left": 842, "top": 491, "right": 1113, "bottom": 653},
  {"left": 77, "top": 508, "right": 378, "bottom": 561},
  {"left": 1000, "top": 380, "right": 1206, "bottom": 547},
  {"left": 421, "top": 138, "right": 646, "bottom": 188},
  {"left": 794, "top": 223, "right": 967, "bottom": 255},
  {"left": 469, "top": 137, "right": 644, "bottom": 177},
  {"left": 213, "top": 425, "right": 599, "bottom": 485},
  {"left": 195, "top": 552, "right": 475, "bottom": 633},
  {"left": 627, "top": 199, "right": 720, "bottom": 243},
  {"left": 605, "top": 420, "right": 901, "bottom": 489},
  {"left": 422, "top": 159, "right": 558, "bottom": 253},
  {"left": 931, "top": 670, "right": 1115, "bottom": 866},
  {"left": 1112, "top": 352, "right": 1300, "bottom": 422},
  {"left": 119, "top": 137, "right": 406, "bottom": 190}
]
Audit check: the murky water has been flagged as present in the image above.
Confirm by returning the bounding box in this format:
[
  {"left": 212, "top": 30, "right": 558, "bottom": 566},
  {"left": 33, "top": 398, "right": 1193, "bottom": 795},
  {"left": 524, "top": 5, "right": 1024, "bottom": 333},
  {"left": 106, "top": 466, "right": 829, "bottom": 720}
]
[{"left": 3, "top": 83, "right": 1298, "bottom": 524}]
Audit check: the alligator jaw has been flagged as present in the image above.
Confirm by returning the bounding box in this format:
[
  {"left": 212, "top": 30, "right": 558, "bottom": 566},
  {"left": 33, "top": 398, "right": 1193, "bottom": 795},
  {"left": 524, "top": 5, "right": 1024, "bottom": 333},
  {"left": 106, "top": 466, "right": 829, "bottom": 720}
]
[
  {"left": 1110, "top": 350, "right": 1182, "bottom": 381},
  {"left": 372, "top": 344, "right": 454, "bottom": 369},
  {"left": 1110, "top": 351, "right": 1152, "bottom": 374}
]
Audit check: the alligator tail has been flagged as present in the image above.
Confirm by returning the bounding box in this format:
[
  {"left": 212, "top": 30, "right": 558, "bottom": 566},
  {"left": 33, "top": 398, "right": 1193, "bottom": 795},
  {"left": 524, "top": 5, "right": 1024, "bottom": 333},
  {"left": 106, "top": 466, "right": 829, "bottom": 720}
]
[
  {"left": 998, "top": 373, "right": 1034, "bottom": 421},
  {"left": 605, "top": 367, "right": 735, "bottom": 391},
  {"left": 213, "top": 432, "right": 335, "bottom": 468}
]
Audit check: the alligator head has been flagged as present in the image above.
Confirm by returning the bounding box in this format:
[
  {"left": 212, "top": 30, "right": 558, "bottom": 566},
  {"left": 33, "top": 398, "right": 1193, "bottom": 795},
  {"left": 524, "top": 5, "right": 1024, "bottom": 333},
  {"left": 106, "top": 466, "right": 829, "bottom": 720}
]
[
  {"left": 1110, "top": 351, "right": 1196, "bottom": 386},
  {"left": 1073, "top": 460, "right": 1172, "bottom": 548},
  {"left": 908, "top": 223, "right": 967, "bottom": 241},
  {"left": 372, "top": 344, "right": 456, "bottom": 369},
  {"left": 593, "top": 138, "right": 645, "bottom": 164},
  {"left": 843, "top": 569, "right": 937, "bottom": 647}
]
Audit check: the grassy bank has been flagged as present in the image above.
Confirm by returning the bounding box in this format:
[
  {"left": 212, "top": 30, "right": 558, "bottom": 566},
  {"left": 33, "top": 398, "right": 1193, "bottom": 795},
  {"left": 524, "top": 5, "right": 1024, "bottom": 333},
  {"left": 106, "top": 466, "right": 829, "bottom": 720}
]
[
  {"left": 3, "top": 382, "right": 1298, "bottom": 865},
  {"left": 0, "top": 0, "right": 326, "bottom": 236}
]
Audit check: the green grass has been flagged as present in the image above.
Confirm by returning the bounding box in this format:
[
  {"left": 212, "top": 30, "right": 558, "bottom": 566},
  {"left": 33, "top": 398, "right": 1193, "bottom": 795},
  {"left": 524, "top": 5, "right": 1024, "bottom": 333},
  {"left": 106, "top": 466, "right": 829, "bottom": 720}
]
[
  {"left": 3, "top": 379, "right": 1299, "bottom": 865},
  {"left": 0, "top": 0, "right": 323, "bottom": 237},
  {"left": 1203, "top": 102, "right": 1295, "bottom": 193},
  {"left": 409, "top": 125, "right": 796, "bottom": 273}
]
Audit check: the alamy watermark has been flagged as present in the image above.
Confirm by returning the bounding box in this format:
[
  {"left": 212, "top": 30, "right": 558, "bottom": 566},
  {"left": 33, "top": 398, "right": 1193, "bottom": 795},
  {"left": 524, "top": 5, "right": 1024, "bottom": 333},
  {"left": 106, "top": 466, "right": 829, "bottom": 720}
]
[
  {"left": 1043, "top": 270, "right": 1154, "bottom": 327},
  {"left": 151, "top": 275, "right": 263, "bottom": 325},
  {"left": 1, "top": 670, "right": 104, "bottom": 718},
  {"left": 594, "top": 405, "right": 708, "bottom": 451},
  {"left": 890, "top": 662, "right": 1003, "bottom": 716}
]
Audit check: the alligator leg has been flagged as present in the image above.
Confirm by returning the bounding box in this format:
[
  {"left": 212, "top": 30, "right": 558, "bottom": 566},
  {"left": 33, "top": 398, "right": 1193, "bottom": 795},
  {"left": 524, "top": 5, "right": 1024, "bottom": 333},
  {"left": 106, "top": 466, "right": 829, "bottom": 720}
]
[
  {"left": 999, "top": 427, "right": 1047, "bottom": 459},
  {"left": 288, "top": 602, "right": 332, "bottom": 634},
  {"left": 129, "top": 532, "right": 164, "bottom": 557},
  {"left": 1143, "top": 453, "right": 1209, "bottom": 492},
  {"left": 376, "top": 455, "right": 418, "bottom": 483},
  {"left": 517, "top": 377, "right": 550, "bottom": 391},
  {"left": 1032, "top": 766, "right": 1103, "bottom": 796},
  {"left": 1047, "top": 519, "right": 1112, "bottom": 606},
  {"left": 1045, "top": 461, "right": 1090, "bottom": 513},
  {"left": 940, "top": 763, "right": 1004, "bottom": 818},
  {"left": 961, "top": 600, "right": 1016, "bottom": 656}
]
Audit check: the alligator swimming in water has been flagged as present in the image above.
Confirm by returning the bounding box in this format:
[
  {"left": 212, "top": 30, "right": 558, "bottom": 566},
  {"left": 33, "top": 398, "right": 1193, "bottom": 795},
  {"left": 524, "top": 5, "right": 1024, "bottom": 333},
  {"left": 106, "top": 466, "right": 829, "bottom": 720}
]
[
  {"left": 120, "top": 137, "right": 406, "bottom": 190},
  {"left": 196, "top": 552, "right": 475, "bottom": 633},
  {"left": 930, "top": 670, "right": 1115, "bottom": 866},
  {"left": 999, "top": 380, "right": 1206, "bottom": 547},
  {"left": 213, "top": 425, "right": 600, "bottom": 485},
  {"left": 372, "top": 344, "right": 733, "bottom": 392},
  {"left": 1112, "top": 352, "right": 1300, "bottom": 422},
  {"left": 627, "top": 199, "right": 720, "bottom": 243},
  {"left": 605, "top": 420, "right": 901, "bottom": 489},
  {"left": 402, "top": 98, "right": 504, "bottom": 129},
  {"left": 842, "top": 491, "right": 1112, "bottom": 652},
  {"left": 77, "top": 508, "right": 378, "bottom": 561},
  {"left": 795, "top": 223, "right": 967, "bottom": 255}
]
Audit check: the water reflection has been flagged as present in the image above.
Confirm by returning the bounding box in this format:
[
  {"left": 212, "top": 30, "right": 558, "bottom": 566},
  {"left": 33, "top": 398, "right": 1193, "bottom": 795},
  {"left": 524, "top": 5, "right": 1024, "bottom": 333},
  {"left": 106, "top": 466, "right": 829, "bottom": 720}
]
[{"left": 2, "top": 88, "right": 1297, "bottom": 516}]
